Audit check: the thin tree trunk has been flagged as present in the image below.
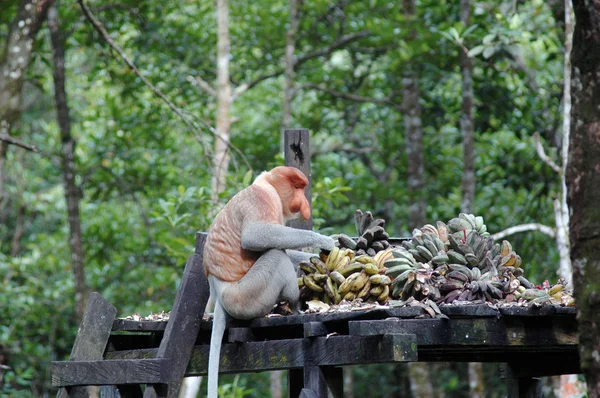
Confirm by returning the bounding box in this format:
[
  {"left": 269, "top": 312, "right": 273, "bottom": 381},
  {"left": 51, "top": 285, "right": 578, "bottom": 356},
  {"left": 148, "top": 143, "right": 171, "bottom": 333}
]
[
  {"left": 557, "top": 0, "right": 573, "bottom": 288},
  {"left": 270, "top": 371, "right": 283, "bottom": 398},
  {"left": 403, "top": 0, "right": 430, "bottom": 391},
  {"left": 402, "top": 0, "right": 425, "bottom": 229},
  {"left": 49, "top": 5, "right": 88, "bottom": 322},
  {"left": 467, "top": 362, "right": 484, "bottom": 398},
  {"left": 568, "top": 0, "right": 600, "bottom": 395},
  {"left": 281, "top": 0, "right": 300, "bottom": 151},
  {"left": 10, "top": 204, "right": 25, "bottom": 256},
  {"left": 460, "top": 0, "right": 475, "bottom": 214},
  {"left": 0, "top": 0, "right": 55, "bottom": 212},
  {"left": 407, "top": 363, "right": 434, "bottom": 398},
  {"left": 211, "top": 0, "right": 232, "bottom": 203},
  {"left": 343, "top": 367, "right": 355, "bottom": 398},
  {"left": 459, "top": 2, "right": 484, "bottom": 394},
  {"left": 178, "top": 376, "right": 202, "bottom": 398}
]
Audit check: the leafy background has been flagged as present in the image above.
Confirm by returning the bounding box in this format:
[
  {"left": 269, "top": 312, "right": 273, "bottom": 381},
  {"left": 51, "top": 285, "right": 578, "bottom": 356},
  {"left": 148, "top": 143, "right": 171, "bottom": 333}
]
[{"left": 0, "top": 0, "right": 569, "bottom": 396}]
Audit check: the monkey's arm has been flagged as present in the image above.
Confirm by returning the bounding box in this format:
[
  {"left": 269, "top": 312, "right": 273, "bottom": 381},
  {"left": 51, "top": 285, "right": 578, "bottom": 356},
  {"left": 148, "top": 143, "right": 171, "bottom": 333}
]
[
  {"left": 241, "top": 222, "right": 335, "bottom": 252},
  {"left": 286, "top": 250, "right": 317, "bottom": 266}
]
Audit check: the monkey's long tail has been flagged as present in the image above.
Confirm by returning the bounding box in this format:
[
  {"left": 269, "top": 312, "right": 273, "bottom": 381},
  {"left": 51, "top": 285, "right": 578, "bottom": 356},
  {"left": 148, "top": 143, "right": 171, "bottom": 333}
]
[{"left": 207, "top": 300, "right": 226, "bottom": 398}]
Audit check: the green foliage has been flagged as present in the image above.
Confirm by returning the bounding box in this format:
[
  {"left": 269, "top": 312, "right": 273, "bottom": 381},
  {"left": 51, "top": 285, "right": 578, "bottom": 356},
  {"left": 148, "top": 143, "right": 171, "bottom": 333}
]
[{"left": 0, "top": 0, "right": 567, "bottom": 395}]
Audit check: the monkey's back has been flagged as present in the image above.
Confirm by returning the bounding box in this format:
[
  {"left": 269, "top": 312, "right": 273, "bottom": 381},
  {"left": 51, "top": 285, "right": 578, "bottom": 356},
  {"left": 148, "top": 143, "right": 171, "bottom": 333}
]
[{"left": 203, "top": 184, "right": 282, "bottom": 282}]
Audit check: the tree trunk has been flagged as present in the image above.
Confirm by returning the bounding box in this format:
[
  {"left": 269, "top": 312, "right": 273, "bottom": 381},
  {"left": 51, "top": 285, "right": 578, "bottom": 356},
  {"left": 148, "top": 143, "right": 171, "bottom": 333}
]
[
  {"left": 557, "top": 0, "right": 574, "bottom": 288},
  {"left": 49, "top": 5, "right": 89, "bottom": 322},
  {"left": 270, "top": 371, "right": 283, "bottom": 398},
  {"left": 0, "top": 0, "right": 55, "bottom": 212},
  {"left": 467, "top": 362, "right": 484, "bottom": 398},
  {"left": 402, "top": 0, "right": 426, "bottom": 229},
  {"left": 460, "top": 0, "right": 475, "bottom": 214},
  {"left": 281, "top": 0, "right": 300, "bottom": 151},
  {"left": 211, "top": 0, "right": 232, "bottom": 203},
  {"left": 343, "top": 367, "right": 355, "bottom": 398},
  {"left": 178, "top": 376, "right": 202, "bottom": 398},
  {"left": 568, "top": 0, "right": 600, "bottom": 395},
  {"left": 407, "top": 363, "right": 434, "bottom": 398}
]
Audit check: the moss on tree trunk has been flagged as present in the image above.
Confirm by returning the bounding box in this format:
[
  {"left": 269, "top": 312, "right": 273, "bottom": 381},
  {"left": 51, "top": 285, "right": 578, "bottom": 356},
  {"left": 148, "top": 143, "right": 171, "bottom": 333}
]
[{"left": 568, "top": 0, "right": 600, "bottom": 395}]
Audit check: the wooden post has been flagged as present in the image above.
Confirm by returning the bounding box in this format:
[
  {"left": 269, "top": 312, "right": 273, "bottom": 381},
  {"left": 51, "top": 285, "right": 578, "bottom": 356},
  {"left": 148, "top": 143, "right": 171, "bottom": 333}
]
[
  {"left": 501, "top": 364, "right": 543, "bottom": 398},
  {"left": 284, "top": 130, "right": 344, "bottom": 397},
  {"left": 55, "top": 292, "right": 117, "bottom": 398},
  {"left": 284, "top": 128, "right": 312, "bottom": 230},
  {"left": 143, "top": 233, "right": 210, "bottom": 398}
]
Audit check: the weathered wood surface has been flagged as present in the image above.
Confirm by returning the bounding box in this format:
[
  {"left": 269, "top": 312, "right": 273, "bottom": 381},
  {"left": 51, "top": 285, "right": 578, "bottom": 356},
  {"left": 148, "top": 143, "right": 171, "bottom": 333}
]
[
  {"left": 284, "top": 128, "right": 312, "bottom": 230},
  {"left": 53, "top": 359, "right": 168, "bottom": 386},
  {"left": 103, "top": 334, "right": 417, "bottom": 375},
  {"left": 55, "top": 292, "right": 117, "bottom": 398},
  {"left": 54, "top": 303, "right": 579, "bottom": 388},
  {"left": 143, "top": 233, "right": 209, "bottom": 397},
  {"left": 111, "top": 304, "right": 575, "bottom": 333}
]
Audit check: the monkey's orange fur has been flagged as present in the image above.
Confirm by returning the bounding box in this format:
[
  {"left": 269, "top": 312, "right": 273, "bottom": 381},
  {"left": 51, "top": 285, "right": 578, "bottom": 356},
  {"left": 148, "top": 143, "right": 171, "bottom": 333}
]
[{"left": 203, "top": 166, "right": 310, "bottom": 282}]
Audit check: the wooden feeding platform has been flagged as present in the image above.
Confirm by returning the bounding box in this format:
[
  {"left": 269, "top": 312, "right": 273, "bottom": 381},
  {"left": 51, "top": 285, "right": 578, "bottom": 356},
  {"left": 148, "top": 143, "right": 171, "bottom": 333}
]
[
  {"left": 52, "top": 233, "right": 579, "bottom": 398},
  {"left": 52, "top": 130, "right": 580, "bottom": 397}
]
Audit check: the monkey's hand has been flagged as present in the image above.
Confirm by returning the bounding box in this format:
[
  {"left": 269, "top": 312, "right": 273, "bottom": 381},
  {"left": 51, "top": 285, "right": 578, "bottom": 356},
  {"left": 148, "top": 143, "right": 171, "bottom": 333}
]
[{"left": 241, "top": 222, "right": 335, "bottom": 252}]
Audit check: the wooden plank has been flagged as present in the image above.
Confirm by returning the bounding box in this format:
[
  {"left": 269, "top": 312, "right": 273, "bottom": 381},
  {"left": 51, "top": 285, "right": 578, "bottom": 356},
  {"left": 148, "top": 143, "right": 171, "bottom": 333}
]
[
  {"left": 284, "top": 129, "right": 312, "bottom": 230},
  {"left": 228, "top": 328, "right": 256, "bottom": 343},
  {"left": 107, "top": 334, "right": 417, "bottom": 375},
  {"left": 303, "top": 322, "right": 328, "bottom": 338},
  {"left": 109, "top": 304, "right": 577, "bottom": 333},
  {"left": 56, "top": 292, "right": 117, "bottom": 397},
  {"left": 499, "top": 305, "right": 576, "bottom": 317},
  {"left": 52, "top": 359, "right": 168, "bottom": 386},
  {"left": 348, "top": 317, "right": 578, "bottom": 347},
  {"left": 144, "top": 233, "right": 209, "bottom": 398}
]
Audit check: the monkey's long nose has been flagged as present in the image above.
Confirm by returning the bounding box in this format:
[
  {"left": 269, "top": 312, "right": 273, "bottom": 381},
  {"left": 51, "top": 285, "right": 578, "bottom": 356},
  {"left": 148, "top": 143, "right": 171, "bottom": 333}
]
[{"left": 300, "top": 204, "right": 311, "bottom": 220}]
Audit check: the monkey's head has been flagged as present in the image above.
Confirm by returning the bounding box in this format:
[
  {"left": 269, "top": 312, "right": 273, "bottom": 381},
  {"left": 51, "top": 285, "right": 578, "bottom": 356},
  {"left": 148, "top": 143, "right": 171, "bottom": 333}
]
[{"left": 266, "top": 166, "right": 311, "bottom": 221}]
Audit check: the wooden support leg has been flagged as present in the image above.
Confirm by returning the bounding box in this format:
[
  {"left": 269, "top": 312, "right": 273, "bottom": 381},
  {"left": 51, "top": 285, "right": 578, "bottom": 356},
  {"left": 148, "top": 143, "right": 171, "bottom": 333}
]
[
  {"left": 502, "top": 363, "right": 543, "bottom": 398},
  {"left": 302, "top": 366, "right": 343, "bottom": 398},
  {"left": 56, "top": 292, "right": 117, "bottom": 398},
  {"left": 144, "top": 233, "right": 210, "bottom": 398}
]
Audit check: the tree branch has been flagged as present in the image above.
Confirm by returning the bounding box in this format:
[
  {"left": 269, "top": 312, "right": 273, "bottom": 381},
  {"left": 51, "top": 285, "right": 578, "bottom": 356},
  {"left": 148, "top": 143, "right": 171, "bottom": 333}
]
[
  {"left": 301, "top": 83, "right": 391, "bottom": 104},
  {"left": 77, "top": 0, "right": 252, "bottom": 171},
  {"left": 0, "top": 134, "right": 38, "bottom": 152},
  {"left": 533, "top": 132, "right": 561, "bottom": 173},
  {"left": 295, "top": 31, "right": 372, "bottom": 68},
  {"left": 490, "top": 223, "right": 556, "bottom": 241},
  {"left": 187, "top": 75, "right": 217, "bottom": 97},
  {"left": 234, "top": 30, "right": 372, "bottom": 98}
]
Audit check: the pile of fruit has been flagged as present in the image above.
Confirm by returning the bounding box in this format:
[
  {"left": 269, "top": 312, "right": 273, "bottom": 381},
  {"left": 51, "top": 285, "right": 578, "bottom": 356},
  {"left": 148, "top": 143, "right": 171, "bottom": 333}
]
[
  {"left": 298, "top": 246, "right": 393, "bottom": 305},
  {"left": 297, "top": 211, "right": 575, "bottom": 310}
]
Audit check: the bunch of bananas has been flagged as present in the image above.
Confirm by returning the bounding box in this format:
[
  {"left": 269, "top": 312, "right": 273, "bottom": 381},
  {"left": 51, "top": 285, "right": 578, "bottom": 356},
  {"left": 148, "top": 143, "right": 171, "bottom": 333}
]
[
  {"left": 385, "top": 248, "right": 442, "bottom": 300},
  {"left": 336, "top": 210, "right": 391, "bottom": 257},
  {"left": 510, "top": 279, "right": 575, "bottom": 306},
  {"left": 437, "top": 263, "right": 503, "bottom": 303},
  {"left": 297, "top": 247, "right": 392, "bottom": 305},
  {"left": 447, "top": 213, "right": 489, "bottom": 237},
  {"left": 400, "top": 227, "right": 447, "bottom": 264}
]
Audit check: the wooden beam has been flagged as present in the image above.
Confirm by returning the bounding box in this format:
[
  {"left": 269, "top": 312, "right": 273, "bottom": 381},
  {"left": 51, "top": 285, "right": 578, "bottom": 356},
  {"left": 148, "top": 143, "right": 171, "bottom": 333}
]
[
  {"left": 106, "top": 334, "right": 417, "bottom": 376},
  {"left": 52, "top": 359, "right": 169, "bottom": 386}
]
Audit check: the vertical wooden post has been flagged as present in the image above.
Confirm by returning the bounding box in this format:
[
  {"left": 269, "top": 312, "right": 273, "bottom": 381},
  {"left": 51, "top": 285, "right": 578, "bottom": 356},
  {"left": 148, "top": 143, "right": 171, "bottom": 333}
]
[
  {"left": 284, "top": 128, "right": 312, "bottom": 230},
  {"left": 502, "top": 364, "right": 543, "bottom": 398},
  {"left": 143, "top": 233, "right": 210, "bottom": 398},
  {"left": 284, "top": 129, "right": 343, "bottom": 398}
]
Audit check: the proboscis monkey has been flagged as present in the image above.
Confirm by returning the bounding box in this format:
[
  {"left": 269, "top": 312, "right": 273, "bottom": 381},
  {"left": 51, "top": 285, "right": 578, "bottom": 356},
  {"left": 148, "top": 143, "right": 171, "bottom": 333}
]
[{"left": 204, "top": 166, "right": 335, "bottom": 397}]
